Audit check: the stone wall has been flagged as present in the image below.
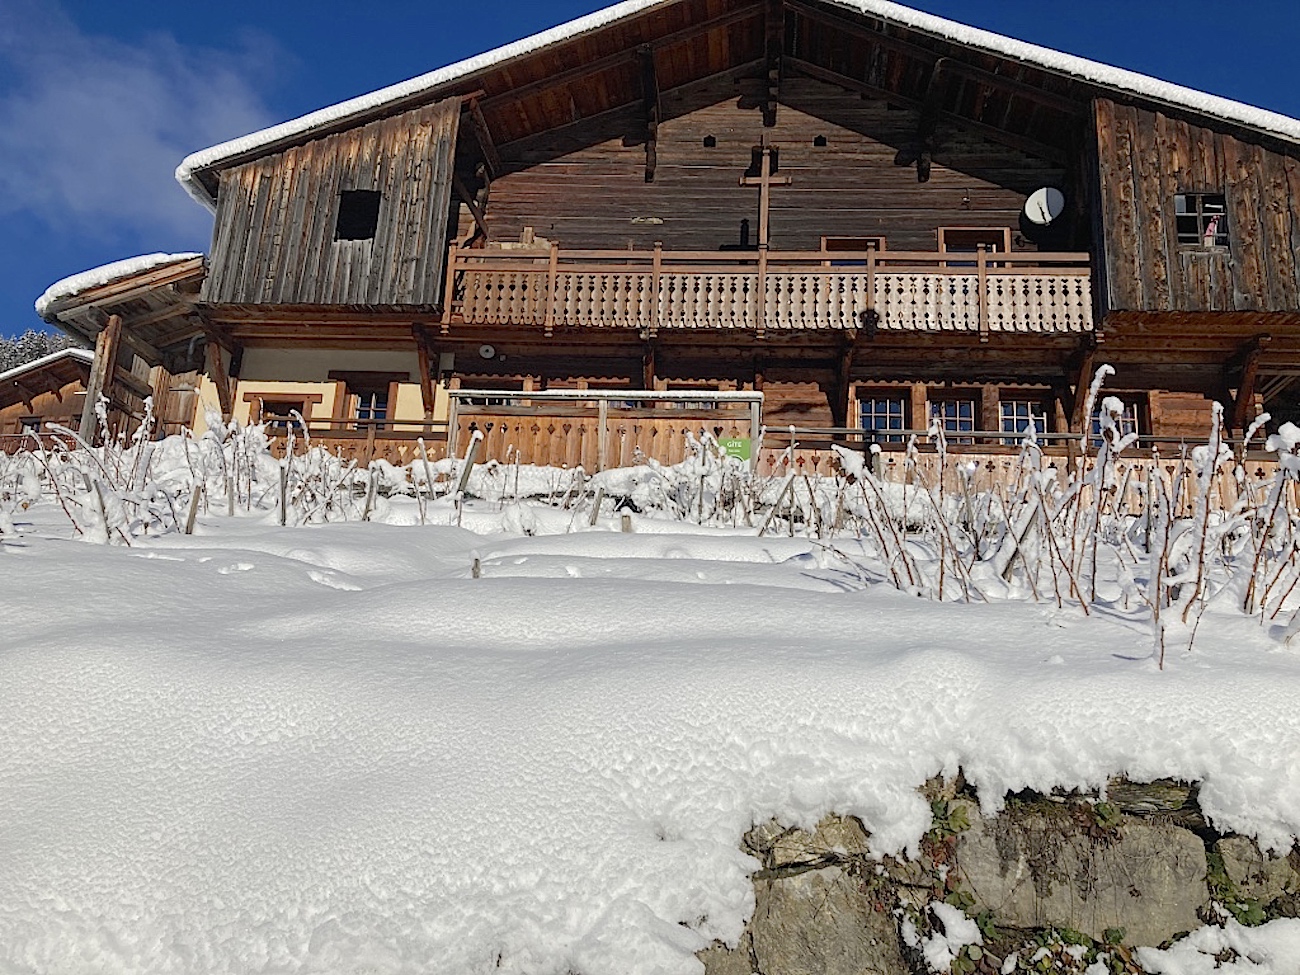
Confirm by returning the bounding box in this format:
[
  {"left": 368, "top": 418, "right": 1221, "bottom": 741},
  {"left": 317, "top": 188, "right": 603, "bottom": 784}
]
[{"left": 699, "top": 780, "right": 1300, "bottom": 974}]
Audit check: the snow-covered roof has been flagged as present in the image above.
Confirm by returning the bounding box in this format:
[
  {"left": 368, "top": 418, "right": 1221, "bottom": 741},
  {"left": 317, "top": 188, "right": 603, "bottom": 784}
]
[
  {"left": 176, "top": 0, "right": 1300, "bottom": 208},
  {"left": 36, "top": 253, "right": 204, "bottom": 320},
  {"left": 0, "top": 348, "right": 93, "bottom": 385}
]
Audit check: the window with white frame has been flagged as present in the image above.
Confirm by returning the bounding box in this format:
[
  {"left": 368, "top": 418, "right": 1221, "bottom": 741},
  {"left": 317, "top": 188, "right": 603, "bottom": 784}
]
[
  {"left": 931, "top": 397, "right": 977, "bottom": 444},
  {"left": 353, "top": 387, "right": 389, "bottom": 430},
  {"left": 859, "top": 393, "right": 907, "bottom": 443},
  {"left": 1000, "top": 399, "right": 1050, "bottom": 445}
]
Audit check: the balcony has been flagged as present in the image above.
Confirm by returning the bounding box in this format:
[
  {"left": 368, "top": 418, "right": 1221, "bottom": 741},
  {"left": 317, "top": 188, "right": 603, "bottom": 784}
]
[{"left": 444, "top": 245, "right": 1094, "bottom": 337}]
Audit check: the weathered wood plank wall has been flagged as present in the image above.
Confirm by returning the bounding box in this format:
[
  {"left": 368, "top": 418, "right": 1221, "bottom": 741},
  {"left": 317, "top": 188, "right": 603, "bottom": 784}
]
[
  {"left": 203, "top": 100, "right": 461, "bottom": 306},
  {"left": 1094, "top": 97, "right": 1300, "bottom": 315},
  {"left": 489, "top": 75, "right": 1070, "bottom": 253}
]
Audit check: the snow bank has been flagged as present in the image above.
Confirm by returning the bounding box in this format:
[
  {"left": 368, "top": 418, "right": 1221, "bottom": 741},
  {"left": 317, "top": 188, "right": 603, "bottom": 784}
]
[
  {"left": 35, "top": 253, "right": 202, "bottom": 319},
  {"left": 1137, "top": 919, "right": 1300, "bottom": 973},
  {"left": 2, "top": 509, "right": 1300, "bottom": 973},
  {"left": 175, "top": 0, "right": 1300, "bottom": 207}
]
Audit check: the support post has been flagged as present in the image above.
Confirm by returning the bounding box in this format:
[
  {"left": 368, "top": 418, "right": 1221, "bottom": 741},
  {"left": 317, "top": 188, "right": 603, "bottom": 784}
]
[
  {"left": 544, "top": 240, "right": 560, "bottom": 337},
  {"left": 750, "top": 398, "right": 763, "bottom": 473},
  {"left": 414, "top": 325, "right": 437, "bottom": 418},
  {"left": 756, "top": 245, "right": 768, "bottom": 339},
  {"left": 1230, "top": 334, "right": 1271, "bottom": 434},
  {"left": 79, "top": 314, "right": 122, "bottom": 442},
  {"left": 1069, "top": 341, "right": 1098, "bottom": 433},
  {"left": 650, "top": 240, "right": 663, "bottom": 336},
  {"left": 206, "top": 340, "right": 234, "bottom": 423},
  {"left": 441, "top": 241, "right": 460, "bottom": 334},
  {"left": 977, "top": 244, "right": 990, "bottom": 342},
  {"left": 639, "top": 45, "right": 660, "bottom": 182},
  {"left": 446, "top": 392, "right": 460, "bottom": 458},
  {"left": 597, "top": 397, "right": 609, "bottom": 472}
]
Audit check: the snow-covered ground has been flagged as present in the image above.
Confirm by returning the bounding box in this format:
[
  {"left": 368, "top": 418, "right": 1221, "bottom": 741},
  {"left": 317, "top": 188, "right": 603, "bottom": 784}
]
[{"left": 2, "top": 501, "right": 1300, "bottom": 974}]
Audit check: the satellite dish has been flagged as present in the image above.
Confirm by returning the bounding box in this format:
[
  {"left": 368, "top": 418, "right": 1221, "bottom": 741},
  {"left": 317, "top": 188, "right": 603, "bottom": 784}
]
[
  {"left": 478, "top": 344, "right": 496, "bottom": 360},
  {"left": 1025, "top": 187, "right": 1066, "bottom": 226}
]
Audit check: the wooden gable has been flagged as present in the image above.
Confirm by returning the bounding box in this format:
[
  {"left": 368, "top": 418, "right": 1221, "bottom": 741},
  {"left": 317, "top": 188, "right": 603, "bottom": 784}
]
[
  {"left": 203, "top": 99, "right": 461, "bottom": 307},
  {"left": 1095, "top": 97, "right": 1300, "bottom": 316},
  {"left": 487, "top": 73, "right": 1073, "bottom": 254}
]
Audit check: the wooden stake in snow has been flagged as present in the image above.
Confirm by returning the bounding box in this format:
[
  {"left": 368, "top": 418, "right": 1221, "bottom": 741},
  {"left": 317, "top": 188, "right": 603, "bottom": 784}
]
[
  {"left": 278, "top": 465, "right": 287, "bottom": 527},
  {"left": 184, "top": 485, "right": 202, "bottom": 535},
  {"left": 621, "top": 513, "right": 633, "bottom": 533},
  {"left": 588, "top": 486, "right": 605, "bottom": 527}
]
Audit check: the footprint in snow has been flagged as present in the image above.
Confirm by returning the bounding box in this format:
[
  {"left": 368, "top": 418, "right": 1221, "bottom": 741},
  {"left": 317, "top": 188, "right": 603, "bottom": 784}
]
[{"left": 308, "top": 570, "right": 363, "bottom": 592}]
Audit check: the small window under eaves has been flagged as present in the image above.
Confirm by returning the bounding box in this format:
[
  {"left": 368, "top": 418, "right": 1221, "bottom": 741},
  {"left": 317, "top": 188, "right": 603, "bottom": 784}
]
[
  {"left": 1175, "top": 193, "right": 1229, "bottom": 248},
  {"left": 336, "top": 190, "right": 382, "bottom": 241}
]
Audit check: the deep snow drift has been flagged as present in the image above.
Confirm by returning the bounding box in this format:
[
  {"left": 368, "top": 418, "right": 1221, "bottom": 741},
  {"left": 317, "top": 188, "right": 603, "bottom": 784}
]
[{"left": 2, "top": 504, "right": 1299, "bottom": 974}]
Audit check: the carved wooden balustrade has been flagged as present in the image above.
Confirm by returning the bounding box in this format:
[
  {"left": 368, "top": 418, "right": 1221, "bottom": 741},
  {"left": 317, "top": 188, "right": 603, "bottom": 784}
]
[{"left": 444, "top": 244, "right": 1094, "bottom": 336}]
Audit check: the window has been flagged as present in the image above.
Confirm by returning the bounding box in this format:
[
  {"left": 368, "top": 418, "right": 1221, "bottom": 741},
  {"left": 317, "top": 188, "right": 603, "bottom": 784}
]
[
  {"left": 931, "top": 397, "right": 977, "bottom": 444},
  {"left": 665, "top": 382, "right": 722, "bottom": 411},
  {"left": 19, "top": 416, "right": 41, "bottom": 433},
  {"left": 813, "top": 135, "right": 828, "bottom": 147},
  {"left": 859, "top": 394, "right": 907, "bottom": 443},
  {"left": 1000, "top": 399, "right": 1050, "bottom": 445},
  {"left": 1175, "top": 193, "right": 1229, "bottom": 247},
  {"left": 1091, "top": 398, "right": 1143, "bottom": 447},
  {"left": 939, "top": 227, "right": 1012, "bottom": 267},
  {"left": 822, "top": 236, "right": 886, "bottom": 267},
  {"left": 353, "top": 388, "right": 389, "bottom": 430},
  {"left": 336, "top": 190, "right": 381, "bottom": 241},
  {"left": 260, "top": 399, "right": 306, "bottom": 432}
]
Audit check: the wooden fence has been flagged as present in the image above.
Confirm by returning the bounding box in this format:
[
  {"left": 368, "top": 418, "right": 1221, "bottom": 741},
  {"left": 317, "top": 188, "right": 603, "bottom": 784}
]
[{"left": 446, "top": 245, "right": 1094, "bottom": 336}]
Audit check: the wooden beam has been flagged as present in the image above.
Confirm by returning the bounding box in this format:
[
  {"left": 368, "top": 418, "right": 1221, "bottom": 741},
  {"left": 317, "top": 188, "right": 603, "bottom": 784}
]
[
  {"left": 414, "top": 325, "right": 437, "bottom": 419},
  {"left": 452, "top": 173, "right": 491, "bottom": 242},
  {"left": 785, "top": 57, "right": 1070, "bottom": 165},
  {"left": 1069, "top": 341, "right": 1098, "bottom": 433},
  {"left": 643, "top": 341, "right": 657, "bottom": 389},
  {"left": 831, "top": 334, "right": 857, "bottom": 428},
  {"left": 895, "top": 58, "right": 948, "bottom": 182},
  {"left": 1231, "top": 335, "right": 1272, "bottom": 432},
  {"left": 639, "top": 45, "right": 661, "bottom": 183},
  {"left": 763, "top": 0, "right": 785, "bottom": 128},
  {"left": 787, "top": 0, "right": 1083, "bottom": 117},
  {"left": 118, "top": 327, "right": 168, "bottom": 368},
  {"left": 466, "top": 97, "right": 503, "bottom": 179},
  {"left": 478, "top": 5, "right": 761, "bottom": 114},
  {"left": 206, "top": 341, "right": 234, "bottom": 422},
  {"left": 79, "top": 314, "right": 122, "bottom": 442},
  {"left": 112, "top": 366, "right": 154, "bottom": 401}
]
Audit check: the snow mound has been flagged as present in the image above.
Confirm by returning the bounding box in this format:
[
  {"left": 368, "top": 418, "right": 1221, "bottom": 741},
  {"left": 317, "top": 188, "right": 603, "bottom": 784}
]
[{"left": 2, "top": 512, "right": 1300, "bottom": 973}]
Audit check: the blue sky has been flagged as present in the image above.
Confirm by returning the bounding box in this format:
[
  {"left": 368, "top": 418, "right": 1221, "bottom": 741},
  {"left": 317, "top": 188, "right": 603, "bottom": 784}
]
[{"left": 2, "top": 0, "right": 1297, "bottom": 339}]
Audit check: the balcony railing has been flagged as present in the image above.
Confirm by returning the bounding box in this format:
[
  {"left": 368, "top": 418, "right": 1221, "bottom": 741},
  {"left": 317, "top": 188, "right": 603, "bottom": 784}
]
[{"left": 443, "top": 244, "right": 1094, "bottom": 337}]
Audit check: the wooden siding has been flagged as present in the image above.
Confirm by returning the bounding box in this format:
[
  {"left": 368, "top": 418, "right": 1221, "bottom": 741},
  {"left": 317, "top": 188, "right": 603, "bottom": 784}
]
[
  {"left": 1094, "top": 97, "right": 1300, "bottom": 315},
  {"left": 204, "top": 100, "right": 461, "bottom": 306},
  {"left": 489, "top": 75, "right": 1072, "bottom": 253}
]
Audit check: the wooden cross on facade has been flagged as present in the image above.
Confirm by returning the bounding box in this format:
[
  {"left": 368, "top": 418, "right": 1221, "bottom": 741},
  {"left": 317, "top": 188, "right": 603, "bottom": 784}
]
[{"left": 740, "top": 138, "right": 791, "bottom": 247}]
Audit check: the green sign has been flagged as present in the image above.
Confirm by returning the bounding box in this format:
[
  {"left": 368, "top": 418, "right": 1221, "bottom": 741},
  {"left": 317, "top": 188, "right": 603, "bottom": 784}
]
[{"left": 719, "top": 437, "right": 752, "bottom": 461}]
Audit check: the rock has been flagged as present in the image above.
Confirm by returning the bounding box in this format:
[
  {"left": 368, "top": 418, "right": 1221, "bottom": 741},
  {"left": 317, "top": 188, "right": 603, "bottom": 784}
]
[
  {"left": 1217, "top": 836, "right": 1300, "bottom": 907},
  {"left": 955, "top": 807, "right": 1207, "bottom": 946},
  {"left": 749, "top": 865, "right": 907, "bottom": 975},
  {"left": 699, "top": 933, "right": 756, "bottom": 975},
  {"left": 767, "top": 816, "right": 872, "bottom": 868}
]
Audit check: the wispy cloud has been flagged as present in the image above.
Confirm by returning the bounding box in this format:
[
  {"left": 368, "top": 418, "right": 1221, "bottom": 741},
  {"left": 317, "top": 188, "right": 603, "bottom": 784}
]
[{"left": 0, "top": 2, "right": 281, "bottom": 245}]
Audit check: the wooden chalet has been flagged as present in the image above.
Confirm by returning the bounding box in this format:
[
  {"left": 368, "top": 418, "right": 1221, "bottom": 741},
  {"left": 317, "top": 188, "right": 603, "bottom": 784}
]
[
  {"left": 0, "top": 349, "right": 93, "bottom": 452},
  {"left": 38, "top": 0, "right": 1300, "bottom": 471}
]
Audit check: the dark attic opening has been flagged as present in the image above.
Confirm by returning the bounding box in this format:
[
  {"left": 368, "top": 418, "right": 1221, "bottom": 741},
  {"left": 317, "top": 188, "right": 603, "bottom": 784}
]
[{"left": 336, "top": 190, "right": 382, "bottom": 241}]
